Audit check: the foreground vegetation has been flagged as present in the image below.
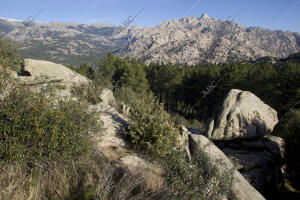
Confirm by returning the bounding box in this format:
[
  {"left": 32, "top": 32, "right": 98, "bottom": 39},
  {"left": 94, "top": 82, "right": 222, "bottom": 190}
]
[
  {"left": 0, "top": 38, "right": 158, "bottom": 199},
  {"left": 0, "top": 81, "right": 99, "bottom": 163},
  {"left": 71, "top": 52, "right": 300, "bottom": 199},
  {"left": 1, "top": 36, "right": 234, "bottom": 199}
]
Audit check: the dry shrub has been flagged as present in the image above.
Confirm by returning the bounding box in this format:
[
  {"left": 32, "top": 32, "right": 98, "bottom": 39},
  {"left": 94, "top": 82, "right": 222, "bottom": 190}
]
[
  {"left": 95, "top": 165, "right": 170, "bottom": 200},
  {"left": 0, "top": 155, "right": 171, "bottom": 200},
  {"left": 0, "top": 156, "right": 103, "bottom": 200},
  {"left": 162, "top": 150, "right": 234, "bottom": 200}
]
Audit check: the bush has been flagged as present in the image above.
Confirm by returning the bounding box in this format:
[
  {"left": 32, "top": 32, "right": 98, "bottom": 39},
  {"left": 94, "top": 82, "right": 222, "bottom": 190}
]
[
  {"left": 113, "top": 86, "right": 138, "bottom": 105},
  {"left": 96, "top": 53, "right": 117, "bottom": 87},
  {"left": 0, "top": 73, "right": 101, "bottom": 163},
  {"left": 162, "top": 150, "right": 234, "bottom": 200},
  {"left": 126, "top": 94, "right": 180, "bottom": 157},
  {"left": 95, "top": 53, "right": 149, "bottom": 94},
  {"left": 72, "top": 81, "right": 103, "bottom": 105},
  {"left": 0, "top": 32, "right": 21, "bottom": 70},
  {"left": 171, "top": 112, "right": 205, "bottom": 131},
  {"left": 69, "top": 63, "right": 95, "bottom": 80}
]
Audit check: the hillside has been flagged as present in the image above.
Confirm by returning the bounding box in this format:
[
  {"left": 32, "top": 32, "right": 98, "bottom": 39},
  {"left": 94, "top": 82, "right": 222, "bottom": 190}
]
[
  {"left": 116, "top": 13, "right": 300, "bottom": 64},
  {"left": 0, "top": 17, "right": 142, "bottom": 65},
  {"left": 1, "top": 14, "right": 300, "bottom": 65}
]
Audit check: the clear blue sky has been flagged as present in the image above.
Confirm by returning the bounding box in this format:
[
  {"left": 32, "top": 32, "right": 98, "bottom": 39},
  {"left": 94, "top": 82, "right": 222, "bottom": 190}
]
[{"left": 1, "top": 0, "right": 300, "bottom": 32}]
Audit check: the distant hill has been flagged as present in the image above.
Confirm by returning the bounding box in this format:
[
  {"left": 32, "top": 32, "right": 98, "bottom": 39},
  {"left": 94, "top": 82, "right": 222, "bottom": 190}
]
[
  {"left": 115, "top": 14, "right": 300, "bottom": 65},
  {"left": 0, "top": 17, "right": 142, "bottom": 65},
  {"left": 1, "top": 14, "right": 300, "bottom": 65}
]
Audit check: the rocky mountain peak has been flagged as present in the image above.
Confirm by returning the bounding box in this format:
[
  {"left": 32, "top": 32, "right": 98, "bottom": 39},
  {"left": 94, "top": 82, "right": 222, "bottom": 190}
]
[
  {"left": 116, "top": 15, "right": 300, "bottom": 65},
  {"left": 200, "top": 13, "right": 210, "bottom": 20}
]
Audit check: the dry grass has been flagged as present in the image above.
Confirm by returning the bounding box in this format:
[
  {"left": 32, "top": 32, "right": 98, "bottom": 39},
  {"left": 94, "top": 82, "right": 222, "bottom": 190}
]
[
  {"left": 0, "top": 157, "right": 103, "bottom": 200},
  {"left": 0, "top": 153, "right": 170, "bottom": 200}
]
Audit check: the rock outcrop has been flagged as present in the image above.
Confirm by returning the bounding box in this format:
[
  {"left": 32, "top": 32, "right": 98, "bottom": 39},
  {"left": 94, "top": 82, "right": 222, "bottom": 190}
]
[
  {"left": 189, "top": 134, "right": 266, "bottom": 200},
  {"left": 14, "top": 59, "right": 90, "bottom": 100},
  {"left": 208, "top": 89, "right": 278, "bottom": 140},
  {"left": 92, "top": 94, "right": 164, "bottom": 190},
  {"left": 20, "top": 59, "right": 89, "bottom": 86},
  {"left": 99, "top": 88, "right": 117, "bottom": 108},
  {"left": 205, "top": 89, "right": 284, "bottom": 192},
  {"left": 217, "top": 136, "right": 285, "bottom": 189},
  {"left": 176, "top": 123, "right": 269, "bottom": 199}
]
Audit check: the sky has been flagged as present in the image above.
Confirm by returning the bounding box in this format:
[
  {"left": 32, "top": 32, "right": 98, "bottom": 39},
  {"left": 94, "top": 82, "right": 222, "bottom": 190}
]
[{"left": 0, "top": 0, "right": 300, "bottom": 32}]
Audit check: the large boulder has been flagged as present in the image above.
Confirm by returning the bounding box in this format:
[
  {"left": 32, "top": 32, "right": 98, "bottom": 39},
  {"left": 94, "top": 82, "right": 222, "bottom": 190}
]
[
  {"left": 205, "top": 89, "right": 284, "bottom": 192},
  {"left": 189, "top": 134, "right": 266, "bottom": 200},
  {"left": 19, "top": 59, "right": 89, "bottom": 86},
  {"left": 208, "top": 89, "right": 278, "bottom": 140},
  {"left": 14, "top": 59, "right": 90, "bottom": 100}
]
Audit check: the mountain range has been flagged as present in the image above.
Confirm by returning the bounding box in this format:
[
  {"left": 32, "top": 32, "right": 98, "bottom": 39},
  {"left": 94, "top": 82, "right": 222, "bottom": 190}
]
[
  {"left": 0, "top": 17, "right": 138, "bottom": 64},
  {"left": 1, "top": 13, "right": 300, "bottom": 65}
]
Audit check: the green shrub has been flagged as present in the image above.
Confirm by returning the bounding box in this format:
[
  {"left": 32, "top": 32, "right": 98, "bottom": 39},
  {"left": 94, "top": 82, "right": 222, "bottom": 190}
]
[
  {"left": 113, "top": 86, "right": 138, "bottom": 105},
  {"left": 72, "top": 82, "right": 103, "bottom": 105},
  {"left": 95, "top": 53, "right": 149, "bottom": 94},
  {"left": 0, "top": 73, "right": 101, "bottom": 163},
  {"left": 95, "top": 53, "right": 117, "bottom": 87},
  {"left": 0, "top": 32, "right": 21, "bottom": 70},
  {"left": 126, "top": 94, "right": 180, "bottom": 157},
  {"left": 162, "top": 150, "right": 233, "bottom": 200},
  {"left": 69, "top": 63, "right": 95, "bottom": 80},
  {"left": 171, "top": 112, "right": 205, "bottom": 131}
]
